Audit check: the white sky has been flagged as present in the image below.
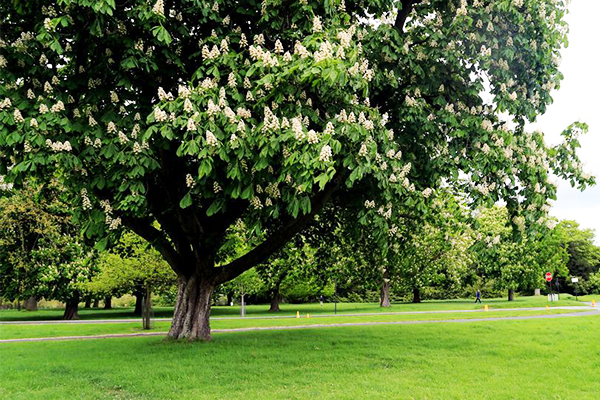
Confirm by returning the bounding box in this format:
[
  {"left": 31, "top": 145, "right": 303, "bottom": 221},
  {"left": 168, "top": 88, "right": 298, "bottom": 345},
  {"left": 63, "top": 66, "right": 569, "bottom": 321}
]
[{"left": 528, "top": 1, "right": 600, "bottom": 244}]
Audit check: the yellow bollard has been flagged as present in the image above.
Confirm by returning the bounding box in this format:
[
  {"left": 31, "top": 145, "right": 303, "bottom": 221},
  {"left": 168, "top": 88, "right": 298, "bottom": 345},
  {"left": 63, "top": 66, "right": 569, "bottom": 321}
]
[
  {"left": 592, "top": 300, "right": 596, "bottom": 307},
  {"left": 296, "top": 311, "right": 300, "bottom": 318},
  {"left": 307, "top": 313, "right": 310, "bottom": 318},
  {"left": 546, "top": 305, "right": 549, "bottom": 311},
  {"left": 484, "top": 305, "right": 489, "bottom": 312}
]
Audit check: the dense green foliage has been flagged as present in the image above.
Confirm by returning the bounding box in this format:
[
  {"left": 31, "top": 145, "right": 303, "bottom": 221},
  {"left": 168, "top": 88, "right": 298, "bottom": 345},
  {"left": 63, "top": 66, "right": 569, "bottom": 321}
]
[{"left": 0, "top": 183, "right": 95, "bottom": 315}]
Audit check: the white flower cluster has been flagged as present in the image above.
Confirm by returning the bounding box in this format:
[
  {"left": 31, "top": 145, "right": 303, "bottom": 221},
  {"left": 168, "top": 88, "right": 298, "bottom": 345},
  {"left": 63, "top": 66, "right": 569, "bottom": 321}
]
[
  {"left": 182, "top": 174, "right": 194, "bottom": 188},
  {"left": 292, "top": 117, "right": 305, "bottom": 141},
  {"left": 262, "top": 106, "right": 280, "bottom": 132},
  {"left": 157, "top": 87, "right": 173, "bottom": 101},
  {"left": 359, "top": 142, "right": 368, "bottom": 157},
  {"left": 307, "top": 130, "right": 319, "bottom": 144},
  {"left": 152, "top": 0, "right": 164, "bottom": 16},
  {"left": 294, "top": 41, "right": 311, "bottom": 59},
  {"left": 45, "top": 139, "right": 72, "bottom": 152},
  {"left": 202, "top": 45, "right": 221, "bottom": 60},
  {"left": 422, "top": 188, "right": 433, "bottom": 198},
  {"left": 251, "top": 196, "right": 263, "bottom": 210},
  {"left": 81, "top": 189, "right": 92, "bottom": 210},
  {"left": 154, "top": 107, "right": 168, "bottom": 122},
  {"left": 314, "top": 41, "right": 333, "bottom": 63},
  {"left": 0, "top": 98, "right": 12, "bottom": 109},
  {"left": 319, "top": 145, "right": 332, "bottom": 162},
  {"left": 51, "top": 100, "right": 65, "bottom": 113},
  {"left": 0, "top": 175, "right": 13, "bottom": 191},
  {"left": 313, "top": 15, "right": 323, "bottom": 33},
  {"left": 206, "top": 130, "right": 219, "bottom": 147},
  {"left": 364, "top": 200, "right": 375, "bottom": 209},
  {"left": 481, "top": 119, "right": 494, "bottom": 132},
  {"left": 13, "top": 109, "right": 24, "bottom": 123},
  {"left": 187, "top": 118, "right": 197, "bottom": 132}
]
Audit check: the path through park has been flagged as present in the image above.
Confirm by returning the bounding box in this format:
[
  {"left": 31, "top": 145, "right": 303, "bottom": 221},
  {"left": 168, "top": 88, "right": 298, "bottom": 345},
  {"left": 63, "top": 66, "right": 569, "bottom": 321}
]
[{"left": 1, "top": 306, "right": 598, "bottom": 343}]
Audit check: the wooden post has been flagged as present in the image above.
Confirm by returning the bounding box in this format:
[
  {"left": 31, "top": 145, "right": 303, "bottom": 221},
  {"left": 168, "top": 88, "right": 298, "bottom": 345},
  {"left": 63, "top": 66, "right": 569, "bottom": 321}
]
[{"left": 142, "top": 283, "right": 152, "bottom": 330}]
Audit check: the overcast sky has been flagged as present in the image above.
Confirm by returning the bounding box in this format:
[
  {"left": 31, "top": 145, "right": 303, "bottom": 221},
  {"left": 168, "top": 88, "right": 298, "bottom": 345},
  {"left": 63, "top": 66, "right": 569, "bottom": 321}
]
[{"left": 528, "top": 1, "right": 600, "bottom": 243}]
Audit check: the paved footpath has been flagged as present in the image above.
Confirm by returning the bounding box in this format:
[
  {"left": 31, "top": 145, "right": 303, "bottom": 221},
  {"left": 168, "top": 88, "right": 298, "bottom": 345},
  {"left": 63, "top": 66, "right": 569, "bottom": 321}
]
[
  {"left": 0, "top": 305, "right": 594, "bottom": 325},
  {"left": 1, "top": 306, "right": 598, "bottom": 343}
]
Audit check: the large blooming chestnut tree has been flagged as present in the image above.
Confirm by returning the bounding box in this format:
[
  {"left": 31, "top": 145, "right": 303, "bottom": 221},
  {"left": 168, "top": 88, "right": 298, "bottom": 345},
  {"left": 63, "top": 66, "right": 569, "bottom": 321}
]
[{"left": 0, "top": 0, "right": 593, "bottom": 340}]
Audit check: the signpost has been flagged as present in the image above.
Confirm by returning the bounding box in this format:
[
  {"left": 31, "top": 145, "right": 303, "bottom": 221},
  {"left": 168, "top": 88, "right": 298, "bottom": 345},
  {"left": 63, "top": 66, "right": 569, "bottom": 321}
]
[
  {"left": 545, "top": 273, "right": 556, "bottom": 302},
  {"left": 571, "top": 277, "right": 579, "bottom": 301}
]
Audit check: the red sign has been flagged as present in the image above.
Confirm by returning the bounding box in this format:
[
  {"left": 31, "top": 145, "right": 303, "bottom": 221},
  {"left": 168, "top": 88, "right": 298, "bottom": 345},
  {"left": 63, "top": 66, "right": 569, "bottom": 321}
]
[{"left": 545, "top": 272, "right": 553, "bottom": 282}]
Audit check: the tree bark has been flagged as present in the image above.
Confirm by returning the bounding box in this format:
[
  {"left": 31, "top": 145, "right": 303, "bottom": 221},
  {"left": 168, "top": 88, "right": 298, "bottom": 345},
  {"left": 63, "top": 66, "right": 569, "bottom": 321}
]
[
  {"left": 269, "top": 286, "right": 281, "bottom": 312},
  {"left": 24, "top": 296, "right": 38, "bottom": 311},
  {"left": 412, "top": 287, "right": 421, "bottom": 303},
  {"left": 104, "top": 296, "right": 112, "bottom": 309},
  {"left": 380, "top": 281, "right": 391, "bottom": 308},
  {"left": 508, "top": 288, "right": 515, "bottom": 302},
  {"left": 63, "top": 294, "right": 80, "bottom": 320},
  {"left": 134, "top": 290, "right": 144, "bottom": 316},
  {"left": 84, "top": 297, "right": 91, "bottom": 309},
  {"left": 93, "top": 298, "right": 99, "bottom": 308},
  {"left": 167, "top": 274, "right": 214, "bottom": 341}
]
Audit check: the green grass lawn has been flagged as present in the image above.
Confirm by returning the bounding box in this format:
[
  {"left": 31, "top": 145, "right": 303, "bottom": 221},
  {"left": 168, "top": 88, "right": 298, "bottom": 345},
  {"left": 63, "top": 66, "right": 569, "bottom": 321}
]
[
  {"left": 0, "top": 294, "right": 586, "bottom": 322},
  {"left": 1, "top": 315, "right": 599, "bottom": 400},
  {"left": 0, "top": 308, "right": 583, "bottom": 340}
]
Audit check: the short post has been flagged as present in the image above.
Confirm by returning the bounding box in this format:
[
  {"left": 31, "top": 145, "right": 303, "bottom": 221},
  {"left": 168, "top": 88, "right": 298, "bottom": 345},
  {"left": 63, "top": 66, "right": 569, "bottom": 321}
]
[
  {"left": 571, "top": 277, "right": 579, "bottom": 301},
  {"left": 142, "top": 283, "right": 153, "bottom": 330},
  {"left": 484, "top": 305, "right": 489, "bottom": 312},
  {"left": 240, "top": 294, "right": 246, "bottom": 317},
  {"left": 334, "top": 279, "right": 338, "bottom": 315},
  {"left": 296, "top": 311, "right": 300, "bottom": 318}
]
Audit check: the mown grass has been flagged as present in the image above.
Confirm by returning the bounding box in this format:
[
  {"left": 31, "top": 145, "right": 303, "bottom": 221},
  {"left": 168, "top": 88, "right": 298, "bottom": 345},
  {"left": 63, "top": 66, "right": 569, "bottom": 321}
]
[
  {"left": 0, "top": 308, "right": 584, "bottom": 340},
  {"left": 1, "top": 315, "right": 599, "bottom": 400},
  {"left": 0, "top": 294, "right": 585, "bottom": 321}
]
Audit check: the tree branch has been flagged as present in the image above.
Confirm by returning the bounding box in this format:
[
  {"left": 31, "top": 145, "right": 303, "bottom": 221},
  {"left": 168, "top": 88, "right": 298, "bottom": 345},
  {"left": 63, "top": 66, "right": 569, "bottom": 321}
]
[
  {"left": 121, "top": 216, "right": 186, "bottom": 276},
  {"left": 213, "top": 174, "right": 344, "bottom": 285},
  {"left": 394, "top": 0, "right": 420, "bottom": 33}
]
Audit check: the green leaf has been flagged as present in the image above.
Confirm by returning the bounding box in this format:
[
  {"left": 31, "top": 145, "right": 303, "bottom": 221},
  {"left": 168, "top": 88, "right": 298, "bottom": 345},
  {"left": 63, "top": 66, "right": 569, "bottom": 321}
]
[{"left": 179, "top": 192, "right": 193, "bottom": 209}]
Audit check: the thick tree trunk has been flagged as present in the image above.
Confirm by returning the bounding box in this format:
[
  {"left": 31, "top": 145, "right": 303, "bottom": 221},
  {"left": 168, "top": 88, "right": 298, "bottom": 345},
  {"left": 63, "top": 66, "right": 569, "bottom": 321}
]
[
  {"left": 24, "top": 296, "right": 38, "bottom": 311},
  {"left": 134, "top": 290, "right": 144, "bottom": 316},
  {"left": 93, "top": 298, "right": 99, "bottom": 308},
  {"left": 269, "top": 287, "right": 281, "bottom": 312},
  {"left": 380, "top": 281, "right": 391, "bottom": 308},
  {"left": 412, "top": 287, "right": 421, "bottom": 303},
  {"left": 167, "top": 274, "right": 214, "bottom": 341},
  {"left": 84, "top": 297, "right": 91, "bottom": 309},
  {"left": 508, "top": 288, "right": 515, "bottom": 302},
  {"left": 104, "top": 296, "right": 112, "bottom": 309},
  {"left": 63, "top": 294, "right": 80, "bottom": 320}
]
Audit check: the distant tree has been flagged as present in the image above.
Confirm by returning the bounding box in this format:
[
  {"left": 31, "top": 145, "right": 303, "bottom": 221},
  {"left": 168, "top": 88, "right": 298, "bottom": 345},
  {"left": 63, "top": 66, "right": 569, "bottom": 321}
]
[
  {"left": 83, "top": 231, "right": 176, "bottom": 315},
  {"left": 473, "top": 206, "right": 567, "bottom": 301},
  {"left": 555, "top": 221, "right": 600, "bottom": 281},
  {"left": 0, "top": 182, "right": 95, "bottom": 319}
]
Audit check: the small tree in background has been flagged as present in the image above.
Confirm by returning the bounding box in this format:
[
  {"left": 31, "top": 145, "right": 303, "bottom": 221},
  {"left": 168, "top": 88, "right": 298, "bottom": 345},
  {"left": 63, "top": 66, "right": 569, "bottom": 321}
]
[{"left": 0, "top": 182, "right": 96, "bottom": 319}]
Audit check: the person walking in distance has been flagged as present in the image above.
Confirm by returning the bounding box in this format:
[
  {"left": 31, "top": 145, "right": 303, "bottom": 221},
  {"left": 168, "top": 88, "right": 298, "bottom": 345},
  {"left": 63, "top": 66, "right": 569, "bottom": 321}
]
[{"left": 475, "top": 289, "right": 482, "bottom": 304}]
